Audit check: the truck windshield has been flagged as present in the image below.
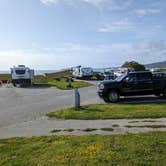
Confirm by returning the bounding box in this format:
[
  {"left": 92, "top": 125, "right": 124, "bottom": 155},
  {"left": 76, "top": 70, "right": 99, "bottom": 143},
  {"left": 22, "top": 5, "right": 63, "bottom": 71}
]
[
  {"left": 115, "top": 73, "right": 127, "bottom": 82},
  {"left": 15, "top": 70, "right": 26, "bottom": 75}
]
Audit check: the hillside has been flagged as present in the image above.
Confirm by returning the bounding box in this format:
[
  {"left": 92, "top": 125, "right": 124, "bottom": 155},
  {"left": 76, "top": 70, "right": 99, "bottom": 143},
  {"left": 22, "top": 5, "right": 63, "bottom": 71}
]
[{"left": 146, "top": 61, "right": 166, "bottom": 68}]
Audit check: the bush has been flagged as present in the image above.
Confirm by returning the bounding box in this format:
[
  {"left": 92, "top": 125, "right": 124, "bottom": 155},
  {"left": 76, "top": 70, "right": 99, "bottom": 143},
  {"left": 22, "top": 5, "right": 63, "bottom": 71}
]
[{"left": 122, "top": 61, "right": 146, "bottom": 71}]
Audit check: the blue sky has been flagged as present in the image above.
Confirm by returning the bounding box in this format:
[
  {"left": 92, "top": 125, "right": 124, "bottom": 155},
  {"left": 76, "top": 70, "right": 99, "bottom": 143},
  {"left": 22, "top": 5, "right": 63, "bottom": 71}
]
[{"left": 0, "top": 0, "right": 166, "bottom": 70}]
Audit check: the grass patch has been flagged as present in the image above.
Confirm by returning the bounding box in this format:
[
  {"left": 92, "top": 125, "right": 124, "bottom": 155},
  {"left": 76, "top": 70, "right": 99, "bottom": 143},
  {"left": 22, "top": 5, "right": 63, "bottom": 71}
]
[
  {"left": 112, "top": 124, "right": 119, "bottom": 127},
  {"left": 141, "top": 120, "right": 160, "bottom": 123},
  {"left": 125, "top": 125, "right": 166, "bottom": 128},
  {"left": 47, "top": 103, "right": 166, "bottom": 120},
  {"left": 128, "top": 121, "right": 140, "bottom": 123},
  {"left": 34, "top": 70, "right": 92, "bottom": 90},
  {"left": 45, "top": 70, "right": 72, "bottom": 80},
  {"left": 63, "top": 129, "right": 75, "bottom": 132},
  {"left": 51, "top": 129, "right": 62, "bottom": 133},
  {"left": 100, "top": 128, "right": 114, "bottom": 131},
  {"left": 82, "top": 128, "right": 98, "bottom": 132},
  {"left": 0, "top": 74, "right": 11, "bottom": 81},
  {"left": 47, "top": 78, "right": 92, "bottom": 90},
  {"left": 0, "top": 132, "right": 166, "bottom": 166},
  {"left": 34, "top": 75, "right": 47, "bottom": 84}
]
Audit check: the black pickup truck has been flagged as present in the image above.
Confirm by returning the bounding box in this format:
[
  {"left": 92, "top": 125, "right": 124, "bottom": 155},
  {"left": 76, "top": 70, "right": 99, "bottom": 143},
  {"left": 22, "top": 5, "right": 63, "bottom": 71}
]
[{"left": 98, "top": 71, "right": 166, "bottom": 103}]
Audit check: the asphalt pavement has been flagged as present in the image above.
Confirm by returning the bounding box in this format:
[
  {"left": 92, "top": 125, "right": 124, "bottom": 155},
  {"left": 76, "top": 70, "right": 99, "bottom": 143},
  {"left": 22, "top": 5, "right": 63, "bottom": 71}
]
[
  {"left": 0, "top": 84, "right": 166, "bottom": 138},
  {"left": 0, "top": 84, "right": 102, "bottom": 128}
]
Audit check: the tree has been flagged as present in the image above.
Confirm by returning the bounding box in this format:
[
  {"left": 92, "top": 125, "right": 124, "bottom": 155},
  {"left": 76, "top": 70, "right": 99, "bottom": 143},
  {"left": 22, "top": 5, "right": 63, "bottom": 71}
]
[{"left": 122, "top": 61, "right": 146, "bottom": 71}]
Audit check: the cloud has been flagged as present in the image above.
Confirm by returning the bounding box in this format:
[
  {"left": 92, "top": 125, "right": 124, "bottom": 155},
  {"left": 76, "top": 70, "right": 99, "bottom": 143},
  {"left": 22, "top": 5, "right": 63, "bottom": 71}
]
[
  {"left": 0, "top": 41, "right": 166, "bottom": 70},
  {"left": 40, "top": 0, "right": 133, "bottom": 10},
  {"left": 98, "top": 18, "right": 135, "bottom": 33},
  {"left": 40, "top": 0, "right": 59, "bottom": 5},
  {"left": 134, "top": 8, "right": 161, "bottom": 17},
  {"left": 133, "top": 41, "right": 166, "bottom": 51}
]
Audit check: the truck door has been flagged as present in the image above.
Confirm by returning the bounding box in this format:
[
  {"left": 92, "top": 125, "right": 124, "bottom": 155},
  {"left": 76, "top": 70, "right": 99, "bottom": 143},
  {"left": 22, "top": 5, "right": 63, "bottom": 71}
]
[
  {"left": 136, "top": 73, "right": 153, "bottom": 95},
  {"left": 122, "top": 73, "right": 139, "bottom": 95}
]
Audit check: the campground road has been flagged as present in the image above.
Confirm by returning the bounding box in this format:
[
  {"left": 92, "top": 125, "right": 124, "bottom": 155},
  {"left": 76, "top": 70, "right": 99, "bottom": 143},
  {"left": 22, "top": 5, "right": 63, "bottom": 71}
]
[
  {"left": 0, "top": 84, "right": 166, "bottom": 138},
  {"left": 1, "top": 84, "right": 166, "bottom": 128},
  {"left": 0, "top": 85, "right": 102, "bottom": 128}
]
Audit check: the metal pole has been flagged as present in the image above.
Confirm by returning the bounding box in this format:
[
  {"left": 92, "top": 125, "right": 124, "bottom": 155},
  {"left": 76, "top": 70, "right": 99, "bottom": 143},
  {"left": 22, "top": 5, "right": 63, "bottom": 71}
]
[{"left": 75, "top": 89, "right": 80, "bottom": 109}]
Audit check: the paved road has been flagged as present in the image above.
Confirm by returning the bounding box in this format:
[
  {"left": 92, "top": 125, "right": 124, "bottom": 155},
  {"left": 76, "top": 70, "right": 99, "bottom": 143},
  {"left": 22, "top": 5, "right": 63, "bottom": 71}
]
[
  {"left": 0, "top": 84, "right": 166, "bottom": 138},
  {"left": 0, "top": 85, "right": 103, "bottom": 128}
]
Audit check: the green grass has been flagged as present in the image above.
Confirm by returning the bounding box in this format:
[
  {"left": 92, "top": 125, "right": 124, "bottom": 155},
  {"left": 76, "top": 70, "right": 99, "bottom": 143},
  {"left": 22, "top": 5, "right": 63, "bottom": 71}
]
[
  {"left": 125, "top": 125, "right": 166, "bottom": 128},
  {"left": 47, "top": 103, "right": 166, "bottom": 120},
  {"left": 34, "top": 70, "right": 92, "bottom": 90},
  {"left": 47, "top": 78, "right": 92, "bottom": 90},
  {"left": 128, "top": 121, "right": 140, "bottom": 123},
  {"left": 81, "top": 128, "right": 98, "bottom": 132},
  {"left": 112, "top": 124, "right": 119, "bottom": 127},
  {"left": 45, "top": 70, "right": 72, "bottom": 80},
  {"left": 0, "top": 132, "right": 166, "bottom": 166},
  {"left": 0, "top": 74, "right": 11, "bottom": 81},
  {"left": 51, "top": 129, "right": 62, "bottom": 133},
  {"left": 100, "top": 128, "right": 114, "bottom": 131},
  {"left": 34, "top": 75, "right": 47, "bottom": 84},
  {"left": 63, "top": 129, "right": 75, "bottom": 132}
]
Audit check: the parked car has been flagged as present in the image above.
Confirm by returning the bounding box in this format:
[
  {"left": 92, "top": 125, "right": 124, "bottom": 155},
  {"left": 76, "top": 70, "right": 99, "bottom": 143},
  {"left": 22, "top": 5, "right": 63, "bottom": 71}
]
[
  {"left": 98, "top": 71, "right": 166, "bottom": 103},
  {"left": 104, "top": 71, "right": 115, "bottom": 80},
  {"left": 95, "top": 72, "right": 105, "bottom": 80}
]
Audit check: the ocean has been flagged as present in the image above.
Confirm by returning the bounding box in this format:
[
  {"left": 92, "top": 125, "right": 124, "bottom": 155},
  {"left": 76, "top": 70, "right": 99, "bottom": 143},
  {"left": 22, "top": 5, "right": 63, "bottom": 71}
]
[{"left": 0, "top": 70, "right": 58, "bottom": 75}]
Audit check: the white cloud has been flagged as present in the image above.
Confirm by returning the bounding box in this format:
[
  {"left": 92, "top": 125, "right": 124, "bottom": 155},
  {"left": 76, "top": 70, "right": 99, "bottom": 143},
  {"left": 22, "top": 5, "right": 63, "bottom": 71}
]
[
  {"left": 134, "top": 8, "right": 161, "bottom": 17},
  {"left": 40, "top": 0, "right": 133, "bottom": 10},
  {"left": 0, "top": 41, "right": 166, "bottom": 70},
  {"left": 98, "top": 18, "right": 135, "bottom": 33},
  {"left": 40, "top": 0, "right": 59, "bottom": 5}
]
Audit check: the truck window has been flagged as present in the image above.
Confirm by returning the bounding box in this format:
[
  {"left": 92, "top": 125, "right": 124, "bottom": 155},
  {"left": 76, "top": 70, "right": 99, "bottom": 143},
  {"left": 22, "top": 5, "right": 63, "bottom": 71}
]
[
  {"left": 137, "top": 73, "right": 152, "bottom": 81},
  {"left": 128, "top": 73, "right": 137, "bottom": 82}
]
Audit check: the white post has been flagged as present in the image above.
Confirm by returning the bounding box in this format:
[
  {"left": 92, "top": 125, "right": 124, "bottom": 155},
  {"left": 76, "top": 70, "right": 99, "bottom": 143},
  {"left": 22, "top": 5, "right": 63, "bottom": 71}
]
[{"left": 75, "top": 89, "right": 80, "bottom": 109}]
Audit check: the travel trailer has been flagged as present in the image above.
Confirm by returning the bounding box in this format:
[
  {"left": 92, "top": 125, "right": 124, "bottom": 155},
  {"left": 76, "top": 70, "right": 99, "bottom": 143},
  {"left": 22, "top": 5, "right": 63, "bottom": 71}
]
[
  {"left": 11, "top": 65, "right": 34, "bottom": 86},
  {"left": 72, "top": 66, "right": 93, "bottom": 79}
]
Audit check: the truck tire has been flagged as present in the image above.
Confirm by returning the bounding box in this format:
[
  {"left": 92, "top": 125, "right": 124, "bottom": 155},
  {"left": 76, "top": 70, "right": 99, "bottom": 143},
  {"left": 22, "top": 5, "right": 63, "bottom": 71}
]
[
  {"left": 162, "top": 92, "right": 166, "bottom": 98},
  {"left": 103, "top": 97, "right": 109, "bottom": 103},
  {"left": 108, "top": 90, "right": 119, "bottom": 103}
]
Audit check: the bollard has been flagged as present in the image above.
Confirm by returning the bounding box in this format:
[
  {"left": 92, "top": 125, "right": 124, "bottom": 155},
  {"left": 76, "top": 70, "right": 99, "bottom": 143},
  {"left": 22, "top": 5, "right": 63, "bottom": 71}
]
[
  {"left": 75, "top": 89, "right": 80, "bottom": 109},
  {"left": 67, "top": 77, "right": 73, "bottom": 88}
]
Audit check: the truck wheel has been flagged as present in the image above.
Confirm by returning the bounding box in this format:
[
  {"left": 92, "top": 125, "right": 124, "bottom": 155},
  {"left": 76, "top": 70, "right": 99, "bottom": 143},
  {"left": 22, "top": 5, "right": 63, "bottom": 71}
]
[
  {"left": 162, "top": 93, "right": 166, "bottom": 98},
  {"left": 103, "top": 97, "right": 109, "bottom": 103},
  {"left": 108, "top": 90, "right": 119, "bottom": 103}
]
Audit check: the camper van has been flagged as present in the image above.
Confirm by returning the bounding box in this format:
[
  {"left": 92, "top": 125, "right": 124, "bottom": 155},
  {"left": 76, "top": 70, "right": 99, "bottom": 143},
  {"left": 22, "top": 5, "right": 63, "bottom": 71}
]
[
  {"left": 11, "top": 65, "right": 34, "bottom": 86},
  {"left": 72, "top": 66, "right": 93, "bottom": 79}
]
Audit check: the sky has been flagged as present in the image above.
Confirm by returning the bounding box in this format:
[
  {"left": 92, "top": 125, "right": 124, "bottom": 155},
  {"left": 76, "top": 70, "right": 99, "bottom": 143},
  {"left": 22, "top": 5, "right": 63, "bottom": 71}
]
[{"left": 0, "top": 0, "right": 166, "bottom": 70}]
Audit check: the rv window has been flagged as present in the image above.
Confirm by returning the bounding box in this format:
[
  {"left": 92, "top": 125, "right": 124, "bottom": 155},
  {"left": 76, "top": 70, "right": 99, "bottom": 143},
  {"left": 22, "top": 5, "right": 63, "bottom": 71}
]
[{"left": 15, "top": 70, "right": 26, "bottom": 75}]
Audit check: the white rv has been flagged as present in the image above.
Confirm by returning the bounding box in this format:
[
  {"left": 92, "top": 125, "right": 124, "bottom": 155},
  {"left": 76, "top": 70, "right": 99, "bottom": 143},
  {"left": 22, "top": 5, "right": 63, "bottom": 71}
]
[
  {"left": 11, "top": 65, "right": 34, "bottom": 86},
  {"left": 72, "top": 66, "right": 93, "bottom": 79}
]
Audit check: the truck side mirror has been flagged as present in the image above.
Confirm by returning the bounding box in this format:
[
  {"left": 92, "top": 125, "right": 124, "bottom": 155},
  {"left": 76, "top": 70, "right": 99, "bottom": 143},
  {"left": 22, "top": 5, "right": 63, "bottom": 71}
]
[{"left": 124, "top": 77, "right": 129, "bottom": 83}]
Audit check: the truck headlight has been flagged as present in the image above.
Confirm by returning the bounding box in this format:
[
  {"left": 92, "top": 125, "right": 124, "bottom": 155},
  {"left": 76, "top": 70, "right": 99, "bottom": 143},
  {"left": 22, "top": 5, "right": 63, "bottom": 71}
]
[{"left": 99, "top": 83, "right": 104, "bottom": 90}]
